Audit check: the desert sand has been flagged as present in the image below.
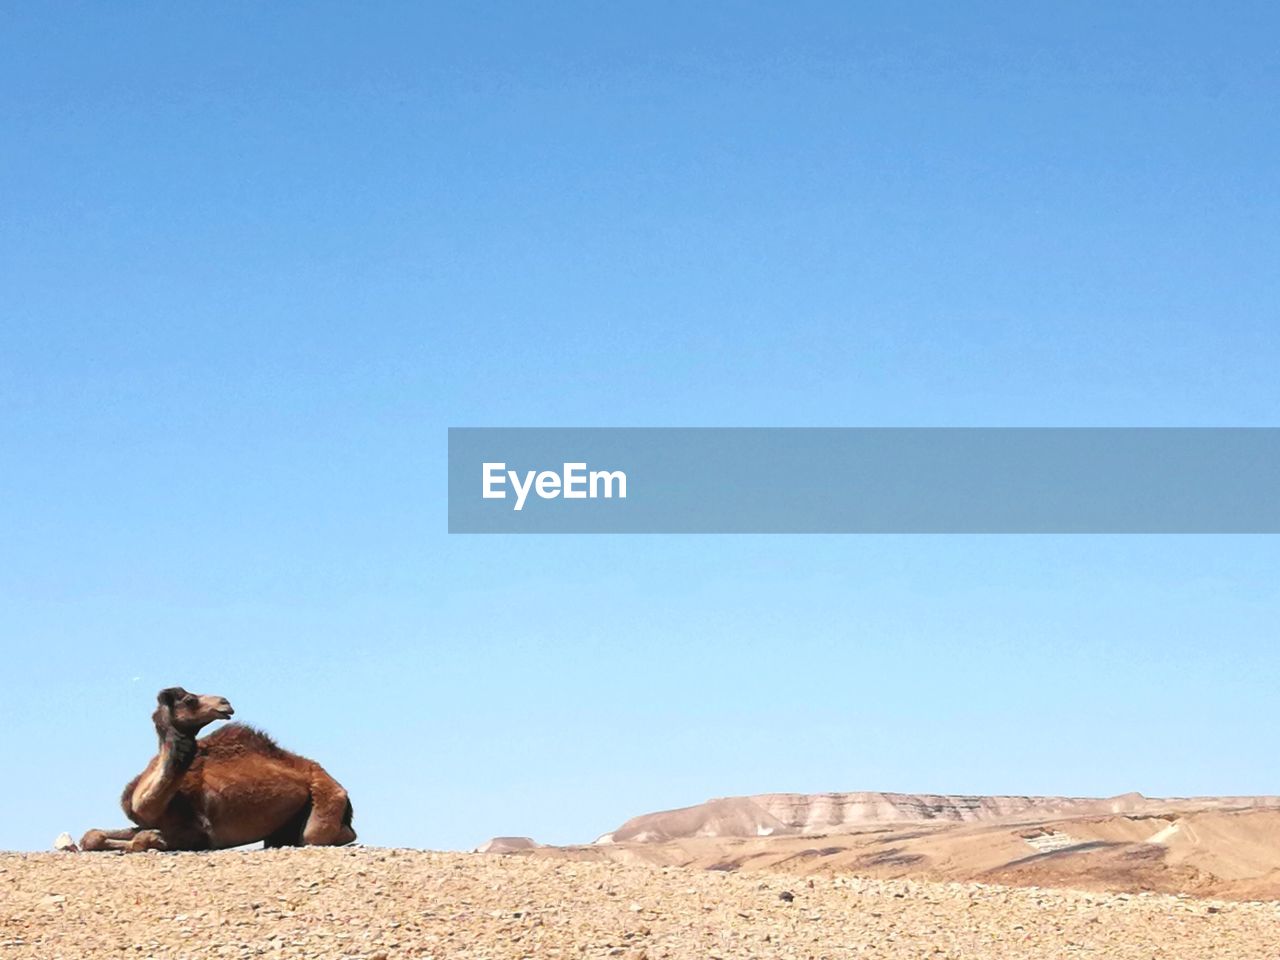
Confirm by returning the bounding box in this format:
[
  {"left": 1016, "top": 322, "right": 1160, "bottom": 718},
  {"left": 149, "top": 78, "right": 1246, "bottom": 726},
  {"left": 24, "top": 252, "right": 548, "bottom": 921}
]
[
  {"left": 11, "top": 792, "right": 1280, "bottom": 957},
  {"left": 5, "top": 847, "right": 1280, "bottom": 959}
]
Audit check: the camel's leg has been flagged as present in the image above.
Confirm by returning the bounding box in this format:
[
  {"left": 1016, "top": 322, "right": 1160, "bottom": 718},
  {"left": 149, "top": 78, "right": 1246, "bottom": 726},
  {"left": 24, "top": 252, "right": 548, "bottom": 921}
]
[
  {"left": 125, "top": 829, "right": 169, "bottom": 852},
  {"left": 300, "top": 768, "right": 356, "bottom": 846},
  {"left": 79, "top": 827, "right": 170, "bottom": 852},
  {"left": 80, "top": 827, "right": 143, "bottom": 851},
  {"left": 262, "top": 803, "right": 309, "bottom": 848}
]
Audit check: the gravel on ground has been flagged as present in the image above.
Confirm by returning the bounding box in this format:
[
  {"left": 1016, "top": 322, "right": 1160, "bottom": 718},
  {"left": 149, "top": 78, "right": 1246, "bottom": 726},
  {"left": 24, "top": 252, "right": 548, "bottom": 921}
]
[{"left": 3, "top": 848, "right": 1278, "bottom": 959}]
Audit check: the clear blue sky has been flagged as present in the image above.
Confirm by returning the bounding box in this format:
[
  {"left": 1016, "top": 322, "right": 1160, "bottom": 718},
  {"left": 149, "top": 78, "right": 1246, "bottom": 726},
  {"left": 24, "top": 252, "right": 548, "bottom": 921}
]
[{"left": 1, "top": 3, "right": 1277, "bottom": 852}]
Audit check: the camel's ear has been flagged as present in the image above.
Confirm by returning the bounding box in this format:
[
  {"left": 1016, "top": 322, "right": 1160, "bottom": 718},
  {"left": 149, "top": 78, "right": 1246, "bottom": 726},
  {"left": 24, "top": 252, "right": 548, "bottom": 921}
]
[{"left": 157, "top": 687, "right": 186, "bottom": 708}]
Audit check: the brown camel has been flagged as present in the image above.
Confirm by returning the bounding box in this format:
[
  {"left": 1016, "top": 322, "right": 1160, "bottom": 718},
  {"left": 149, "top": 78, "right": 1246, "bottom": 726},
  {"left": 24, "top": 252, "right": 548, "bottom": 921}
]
[{"left": 79, "top": 687, "right": 355, "bottom": 852}]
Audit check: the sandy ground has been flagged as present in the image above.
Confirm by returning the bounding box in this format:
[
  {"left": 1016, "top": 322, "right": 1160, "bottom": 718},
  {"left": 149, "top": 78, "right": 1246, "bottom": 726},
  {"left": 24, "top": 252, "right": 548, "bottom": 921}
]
[{"left": 4, "top": 848, "right": 1279, "bottom": 959}]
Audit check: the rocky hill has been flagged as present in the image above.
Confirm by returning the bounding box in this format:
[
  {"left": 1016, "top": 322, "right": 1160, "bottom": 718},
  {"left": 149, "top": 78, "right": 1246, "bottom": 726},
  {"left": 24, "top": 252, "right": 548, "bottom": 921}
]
[
  {"left": 509, "top": 791, "right": 1280, "bottom": 900},
  {"left": 595, "top": 791, "right": 1280, "bottom": 843}
]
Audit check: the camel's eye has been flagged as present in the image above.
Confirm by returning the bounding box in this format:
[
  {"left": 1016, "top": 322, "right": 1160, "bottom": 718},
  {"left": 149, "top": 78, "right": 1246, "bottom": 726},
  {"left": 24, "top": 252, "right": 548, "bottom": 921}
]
[{"left": 184, "top": 696, "right": 198, "bottom": 706}]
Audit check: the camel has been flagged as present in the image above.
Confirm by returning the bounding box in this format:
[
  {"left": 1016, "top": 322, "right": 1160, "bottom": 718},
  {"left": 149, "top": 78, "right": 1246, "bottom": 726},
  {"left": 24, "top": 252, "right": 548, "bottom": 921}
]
[{"left": 79, "top": 687, "right": 355, "bottom": 852}]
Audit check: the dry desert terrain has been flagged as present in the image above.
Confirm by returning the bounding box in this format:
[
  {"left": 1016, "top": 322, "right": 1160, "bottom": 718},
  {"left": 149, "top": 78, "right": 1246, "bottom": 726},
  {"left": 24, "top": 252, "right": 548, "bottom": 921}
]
[
  {"left": 519, "top": 792, "right": 1280, "bottom": 901},
  {"left": 4, "top": 847, "right": 1280, "bottom": 960}
]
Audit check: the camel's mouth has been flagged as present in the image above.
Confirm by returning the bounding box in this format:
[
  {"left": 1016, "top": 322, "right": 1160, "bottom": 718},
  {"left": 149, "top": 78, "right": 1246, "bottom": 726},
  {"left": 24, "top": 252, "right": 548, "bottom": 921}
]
[{"left": 214, "top": 708, "right": 235, "bottom": 720}]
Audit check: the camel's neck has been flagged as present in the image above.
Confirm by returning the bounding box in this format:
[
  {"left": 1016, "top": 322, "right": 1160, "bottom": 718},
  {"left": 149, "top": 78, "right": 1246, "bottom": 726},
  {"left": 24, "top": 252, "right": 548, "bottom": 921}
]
[
  {"left": 156, "top": 726, "right": 198, "bottom": 773},
  {"left": 131, "top": 722, "right": 199, "bottom": 824}
]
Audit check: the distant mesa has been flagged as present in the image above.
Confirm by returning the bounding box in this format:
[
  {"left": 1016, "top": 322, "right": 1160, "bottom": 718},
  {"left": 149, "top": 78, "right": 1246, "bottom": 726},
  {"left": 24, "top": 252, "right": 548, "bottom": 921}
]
[
  {"left": 597, "top": 796, "right": 794, "bottom": 845},
  {"left": 596, "top": 792, "right": 1102, "bottom": 844},
  {"left": 502, "top": 790, "right": 1280, "bottom": 900},
  {"left": 476, "top": 836, "right": 541, "bottom": 854},
  {"left": 594, "top": 791, "right": 1280, "bottom": 844}
]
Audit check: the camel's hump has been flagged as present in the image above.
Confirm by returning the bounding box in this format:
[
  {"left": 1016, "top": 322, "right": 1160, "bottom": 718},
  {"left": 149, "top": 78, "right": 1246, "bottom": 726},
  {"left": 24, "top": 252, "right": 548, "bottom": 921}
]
[{"left": 199, "top": 723, "right": 290, "bottom": 759}]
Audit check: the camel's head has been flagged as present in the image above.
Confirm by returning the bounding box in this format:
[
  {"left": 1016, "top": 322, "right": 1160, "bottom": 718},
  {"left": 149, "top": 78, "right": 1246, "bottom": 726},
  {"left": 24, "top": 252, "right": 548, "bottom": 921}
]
[{"left": 154, "top": 686, "right": 235, "bottom": 736}]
